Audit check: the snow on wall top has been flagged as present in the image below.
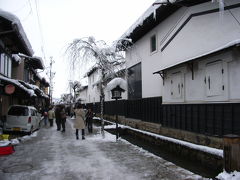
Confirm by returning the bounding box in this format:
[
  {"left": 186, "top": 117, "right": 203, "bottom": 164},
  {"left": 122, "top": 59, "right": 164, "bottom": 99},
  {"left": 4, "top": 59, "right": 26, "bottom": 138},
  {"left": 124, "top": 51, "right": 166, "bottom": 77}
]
[
  {"left": 0, "top": 9, "right": 34, "bottom": 56},
  {"left": 106, "top": 77, "right": 127, "bottom": 91}
]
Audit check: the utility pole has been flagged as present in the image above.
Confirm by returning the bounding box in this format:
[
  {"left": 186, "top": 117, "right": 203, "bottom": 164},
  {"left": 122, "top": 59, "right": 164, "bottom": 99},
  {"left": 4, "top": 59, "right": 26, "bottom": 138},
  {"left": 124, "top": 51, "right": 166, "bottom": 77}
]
[{"left": 49, "top": 56, "right": 55, "bottom": 104}]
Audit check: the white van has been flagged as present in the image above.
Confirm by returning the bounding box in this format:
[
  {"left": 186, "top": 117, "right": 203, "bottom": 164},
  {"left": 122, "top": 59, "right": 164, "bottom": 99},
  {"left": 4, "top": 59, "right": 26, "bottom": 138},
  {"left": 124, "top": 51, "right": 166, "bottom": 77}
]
[{"left": 3, "top": 105, "right": 41, "bottom": 134}]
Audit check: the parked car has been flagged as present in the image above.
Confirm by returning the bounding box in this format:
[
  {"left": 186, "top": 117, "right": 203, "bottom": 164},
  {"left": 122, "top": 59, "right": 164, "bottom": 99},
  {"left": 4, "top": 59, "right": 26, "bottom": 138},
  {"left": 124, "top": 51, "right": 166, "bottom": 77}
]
[{"left": 3, "top": 105, "right": 41, "bottom": 134}]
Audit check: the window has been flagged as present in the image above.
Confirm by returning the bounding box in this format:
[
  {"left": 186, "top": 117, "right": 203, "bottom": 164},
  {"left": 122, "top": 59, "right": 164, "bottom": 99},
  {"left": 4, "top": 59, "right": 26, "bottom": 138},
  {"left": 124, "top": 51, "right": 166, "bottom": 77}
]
[
  {"left": 24, "top": 68, "right": 30, "bottom": 82},
  {"left": 205, "top": 60, "right": 224, "bottom": 97},
  {"left": 128, "top": 63, "right": 142, "bottom": 100},
  {"left": 171, "top": 72, "right": 183, "bottom": 99},
  {"left": 31, "top": 109, "right": 36, "bottom": 116},
  {"left": 8, "top": 106, "right": 29, "bottom": 116},
  {"left": 0, "top": 54, "right": 4, "bottom": 74},
  {"left": 0, "top": 53, "right": 12, "bottom": 78},
  {"left": 150, "top": 35, "right": 157, "bottom": 53},
  {"left": 8, "top": 57, "right": 12, "bottom": 77}
]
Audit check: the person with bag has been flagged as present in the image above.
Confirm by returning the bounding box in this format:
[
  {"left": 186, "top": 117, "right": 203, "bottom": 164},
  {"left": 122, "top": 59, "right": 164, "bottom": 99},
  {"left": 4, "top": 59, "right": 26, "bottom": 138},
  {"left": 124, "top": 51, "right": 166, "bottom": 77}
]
[
  {"left": 60, "top": 105, "right": 66, "bottom": 132},
  {"left": 74, "top": 103, "right": 86, "bottom": 140}
]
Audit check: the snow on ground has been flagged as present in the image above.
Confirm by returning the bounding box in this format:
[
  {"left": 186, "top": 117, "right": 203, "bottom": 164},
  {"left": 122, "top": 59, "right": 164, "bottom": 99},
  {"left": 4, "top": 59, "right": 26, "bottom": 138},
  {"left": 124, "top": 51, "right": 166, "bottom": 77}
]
[
  {"left": 217, "top": 171, "right": 240, "bottom": 180},
  {"left": 1, "top": 118, "right": 240, "bottom": 179},
  {"left": 98, "top": 117, "right": 223, "bottom": 157},
  {"left": 97, "top": 117, "right": 240, "bottom": 180}
]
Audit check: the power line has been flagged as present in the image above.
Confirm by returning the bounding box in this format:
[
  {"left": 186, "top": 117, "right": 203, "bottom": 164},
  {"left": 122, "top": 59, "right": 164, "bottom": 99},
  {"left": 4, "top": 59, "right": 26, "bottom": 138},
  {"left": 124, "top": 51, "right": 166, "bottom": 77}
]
[{"left": 34, "top": 0, "right": 47, "bottom": 62}]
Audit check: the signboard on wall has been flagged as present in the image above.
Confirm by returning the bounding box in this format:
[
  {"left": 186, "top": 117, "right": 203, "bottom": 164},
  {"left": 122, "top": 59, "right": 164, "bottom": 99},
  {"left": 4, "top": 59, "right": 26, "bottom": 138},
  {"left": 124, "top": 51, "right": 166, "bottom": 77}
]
[{"left": 5, "top": 84, "right": 15, "bottom": 95}]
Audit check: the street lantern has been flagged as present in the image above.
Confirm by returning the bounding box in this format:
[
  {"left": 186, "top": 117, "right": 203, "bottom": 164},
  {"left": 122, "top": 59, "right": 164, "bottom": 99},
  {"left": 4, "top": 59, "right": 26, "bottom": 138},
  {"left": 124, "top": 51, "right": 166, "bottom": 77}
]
[
  {"left": 111, "top": 85, "right": 125, "bottom": 100},
  {"left": 111, "top": 85, "right": 125, "bottom": 140}
]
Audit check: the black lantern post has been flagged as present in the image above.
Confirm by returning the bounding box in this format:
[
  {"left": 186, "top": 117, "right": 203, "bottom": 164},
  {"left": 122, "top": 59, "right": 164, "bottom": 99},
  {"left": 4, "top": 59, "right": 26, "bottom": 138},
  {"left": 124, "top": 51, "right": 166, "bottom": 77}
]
[{"left": 111, "top": 85, "right": 125, "bottom": 140}]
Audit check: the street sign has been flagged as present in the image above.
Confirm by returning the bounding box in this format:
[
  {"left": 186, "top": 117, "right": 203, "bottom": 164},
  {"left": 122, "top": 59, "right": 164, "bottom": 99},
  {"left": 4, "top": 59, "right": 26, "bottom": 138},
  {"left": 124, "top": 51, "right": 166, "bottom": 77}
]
[{"left": 5, "top": 84, "right": 15, "bottom": 95}]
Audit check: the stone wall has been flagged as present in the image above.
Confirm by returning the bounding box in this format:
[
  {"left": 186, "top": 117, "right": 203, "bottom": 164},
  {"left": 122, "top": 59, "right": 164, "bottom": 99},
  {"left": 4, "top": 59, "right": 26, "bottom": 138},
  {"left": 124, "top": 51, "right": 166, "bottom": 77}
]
[{"left": 101, "top": 114, "right": 223, "bottom": 149}]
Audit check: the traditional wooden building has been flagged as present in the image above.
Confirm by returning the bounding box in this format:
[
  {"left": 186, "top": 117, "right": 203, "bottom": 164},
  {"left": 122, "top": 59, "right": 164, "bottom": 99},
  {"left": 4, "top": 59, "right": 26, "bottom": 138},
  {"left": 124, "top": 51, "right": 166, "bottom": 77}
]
[
  {"left": 0, "top": 10, "right": 49, "bottom": 120},
  {"left": 99, "top": 0, "right": 240, "bottom": 147}
]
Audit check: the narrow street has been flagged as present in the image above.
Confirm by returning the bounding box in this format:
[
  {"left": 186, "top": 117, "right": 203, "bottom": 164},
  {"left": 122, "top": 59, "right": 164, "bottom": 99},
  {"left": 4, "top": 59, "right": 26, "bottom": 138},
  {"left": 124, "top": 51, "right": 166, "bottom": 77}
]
[{"left": 0, "top": 118, "right": 206, "bottom": 180}]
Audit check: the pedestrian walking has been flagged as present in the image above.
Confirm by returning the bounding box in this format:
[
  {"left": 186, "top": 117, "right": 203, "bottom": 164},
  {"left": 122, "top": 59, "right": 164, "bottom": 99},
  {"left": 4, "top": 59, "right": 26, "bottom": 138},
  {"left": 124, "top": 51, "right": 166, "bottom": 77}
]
[
  {"left": 60, "top": 105, "right": 66, "bottom": 132},
  {"left": 86, "top": 107, "right": 94, "bottom": 133},
  {"left": 43, "top": 107, "right": 49, "bottom": 126},
  {"left": 48, "top": 106, "right": 55, "bottom": 127},
  {"left": 74, "top": 103, "right": 86, "bottom": 140},
  {"left": 55, "top": 105, "right": 61, "bottom": 131}
]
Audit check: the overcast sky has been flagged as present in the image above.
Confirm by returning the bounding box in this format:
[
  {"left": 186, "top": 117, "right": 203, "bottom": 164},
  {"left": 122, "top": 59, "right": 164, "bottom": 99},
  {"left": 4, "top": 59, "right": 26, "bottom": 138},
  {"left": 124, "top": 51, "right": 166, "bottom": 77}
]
[{"left": 0, "top": 0, "right": 155, "bottom": 98}]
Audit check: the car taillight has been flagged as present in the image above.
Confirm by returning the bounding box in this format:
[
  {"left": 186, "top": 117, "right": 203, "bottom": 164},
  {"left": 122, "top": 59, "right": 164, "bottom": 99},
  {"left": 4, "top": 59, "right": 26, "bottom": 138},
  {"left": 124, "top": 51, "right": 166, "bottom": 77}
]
[{"left": 28, "top": 117, "right": 32, "bottom": 123}]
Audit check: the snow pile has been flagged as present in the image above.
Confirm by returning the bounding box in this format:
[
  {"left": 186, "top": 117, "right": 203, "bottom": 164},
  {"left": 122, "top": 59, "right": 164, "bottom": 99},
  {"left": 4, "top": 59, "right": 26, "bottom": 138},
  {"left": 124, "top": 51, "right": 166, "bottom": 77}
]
[
  {"left": 0, "top": 139, "right": 20, "bottom": 146},
  {"left": 106, "top": 77, "right": 127, "bottom": 91},
  {"left": 128, "top": 126, "right": 223, "bottom": 157},
  {"left": 88, "top": 131, "right": 116, "bottom": 142},
  {"left": 217, "top": 171, "right": 240, "bottom": 180},
  {"left": 0, "top": 141, "right": 10, "bottom": 147},
  {"left": 19, "top": 131, "right": 38, "bottom": 142},
  {"left": 0, "top": 131, "right": 37, "bottom": 147},
  {"left": 95, "top": 117, "right": 223, "bottom": 157},
  {"left": 11, "top": 138, "right": 20, "bottom": 145}
]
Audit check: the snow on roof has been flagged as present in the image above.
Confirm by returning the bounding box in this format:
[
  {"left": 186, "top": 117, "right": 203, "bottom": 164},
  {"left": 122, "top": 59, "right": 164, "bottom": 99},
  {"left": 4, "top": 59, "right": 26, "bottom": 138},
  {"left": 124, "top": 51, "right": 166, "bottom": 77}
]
[
  {"left": 85, "top": 65, "right": 99, "bottom": 77},
  {"left": 120, "top": 0, "right": 181, "bottom": 40},
  {"left": 120, "top": 0, "right": 223, "bottom": 43},
  {"left": 0, "top": 75, "right": 36, "bottom": 97},
  {"left": 18, "top": 53, "right": 44, "bottom": 70},
  {"left": 19, "top": 81, "right": 49, "bottom": 99},
  {"left": 106, "top": 77, "right": 127, "bottom": 91},
  {"left": 0, "top": 9, "right": 34, "bottom": 56},
  {"left": 12, "top": 54, "right": 22, "bottom": 64},
  {"left": 120, "top": 1, "right": 161, "bottom": 39}
]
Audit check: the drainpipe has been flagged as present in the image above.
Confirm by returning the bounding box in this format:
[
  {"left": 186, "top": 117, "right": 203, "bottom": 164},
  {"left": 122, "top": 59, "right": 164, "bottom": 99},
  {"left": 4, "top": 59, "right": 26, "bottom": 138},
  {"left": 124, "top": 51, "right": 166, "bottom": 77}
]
[{"left": 223, "top": 134, "right": 240, "bottom": 172}]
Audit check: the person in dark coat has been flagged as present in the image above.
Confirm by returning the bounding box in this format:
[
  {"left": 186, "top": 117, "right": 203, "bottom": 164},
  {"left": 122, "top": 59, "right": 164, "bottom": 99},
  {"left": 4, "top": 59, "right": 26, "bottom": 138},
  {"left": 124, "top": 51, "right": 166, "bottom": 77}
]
[
  {"left": 60, "top": 105, "right": 66, "bottom": 132},
  {"left": 86, "top": 107, "right": 94, "bottom": 133},
  {"left": 55, "top": 105, "right": 61, "bottom": 131}
]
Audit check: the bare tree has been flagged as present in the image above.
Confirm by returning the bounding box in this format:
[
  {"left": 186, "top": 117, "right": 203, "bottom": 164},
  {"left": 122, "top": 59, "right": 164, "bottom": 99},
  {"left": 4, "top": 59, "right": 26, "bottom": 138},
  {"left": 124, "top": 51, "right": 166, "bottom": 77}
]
[
  {"left": 66, "top": 36, "right": 130, "bottom": 136},
  {"left": 70, "top": 81, "right": 81, "bottom": 102}
]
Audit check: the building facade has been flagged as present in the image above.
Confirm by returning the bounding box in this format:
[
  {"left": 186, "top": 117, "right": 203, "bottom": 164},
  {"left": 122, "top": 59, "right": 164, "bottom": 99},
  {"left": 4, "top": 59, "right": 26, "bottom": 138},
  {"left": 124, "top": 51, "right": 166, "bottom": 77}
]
[
  {"left": 0, "top": 10, "right": 49, "bottom": 121},
  {"left": 116, "top": 0, "right": 240, "bottom": 140}
]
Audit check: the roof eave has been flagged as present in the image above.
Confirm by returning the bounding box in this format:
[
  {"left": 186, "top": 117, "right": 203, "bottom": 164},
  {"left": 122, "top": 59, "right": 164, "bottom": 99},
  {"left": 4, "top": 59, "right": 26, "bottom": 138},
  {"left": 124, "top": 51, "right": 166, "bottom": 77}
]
[{"left": 121, "top": 0, "right": 211, "bottom": 46}]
